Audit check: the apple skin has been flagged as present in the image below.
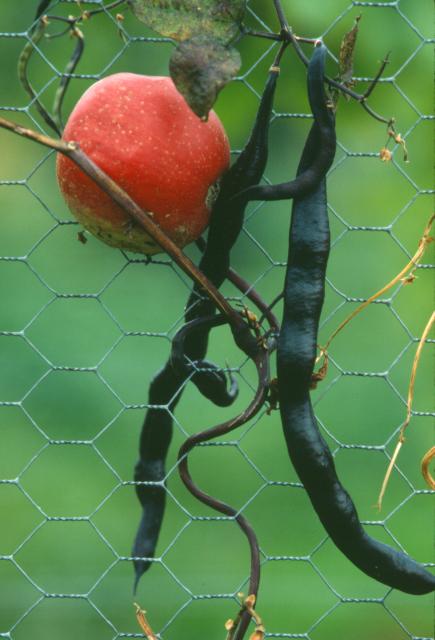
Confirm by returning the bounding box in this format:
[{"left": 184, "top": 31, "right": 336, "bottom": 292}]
[{"left": 56, "top": 73, "right": 230, "bottom": 255}]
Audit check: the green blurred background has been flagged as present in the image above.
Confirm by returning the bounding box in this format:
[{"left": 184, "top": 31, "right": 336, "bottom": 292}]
[{"left": 0, "top": 1, "right": 433, "bottom": 638}]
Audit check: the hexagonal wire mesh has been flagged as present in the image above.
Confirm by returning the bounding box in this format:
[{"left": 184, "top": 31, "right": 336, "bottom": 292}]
[{"left": 0, "top": 0, "right": 433, "bottom": 639}]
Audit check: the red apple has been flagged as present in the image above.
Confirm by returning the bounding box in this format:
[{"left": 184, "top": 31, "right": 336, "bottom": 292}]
[{"left": 56, "top": 73, "right": 230, "bottom": 254}]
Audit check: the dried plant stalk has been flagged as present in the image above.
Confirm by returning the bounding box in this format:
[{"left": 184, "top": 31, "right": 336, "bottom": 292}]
[{"left": 377, "top": 311, "right": 434, "bottom": 510}]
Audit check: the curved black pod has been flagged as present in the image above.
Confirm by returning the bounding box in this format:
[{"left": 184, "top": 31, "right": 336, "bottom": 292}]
[
  {"left": 132, "top": 62, "right": 280, "bottom": 589},
  {"left": 278, "top": 44, "right": 435, "bottom": 595}
]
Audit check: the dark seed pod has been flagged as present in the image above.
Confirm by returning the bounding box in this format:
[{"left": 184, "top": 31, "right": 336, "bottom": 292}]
[
  {"left": 233, "top": 44, "right": 336, "bottom": 204},
  {"left": 35, "top": 0, "right": 52, "bottom": 20},
  {"left": 187, "top": 361, "right": 238, "bottom": 407},
  {"left": 184, "top": 63, "right": 280, "bottom": 361},
  {"left": 132, "top": 62, "right": 280, "bottom": 589},
  {"left": 278, "top": 45, "right": 435, "bottom": 595},
  {"left": 132, "top": 362, "right": 181, "bottom": 585}
]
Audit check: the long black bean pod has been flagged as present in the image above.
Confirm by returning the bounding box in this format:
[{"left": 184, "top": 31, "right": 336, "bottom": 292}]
[
  {"left": 35, "top": 0, "right": 53, "bottom": 19},
  {"left": 232, "top": 45, "right": 336, "bottom": 205},
  {"left": 183, "top": 60, "right": 281, "bottom": 361},
  {"left": 53, "top": 30, "right": 85, "bottom": 132},
  {"left": 278, "top": 45, "right": 435, "bottom": 595},
  {"left": 132, "top": 60, "right": 281, "bottom": 588}
]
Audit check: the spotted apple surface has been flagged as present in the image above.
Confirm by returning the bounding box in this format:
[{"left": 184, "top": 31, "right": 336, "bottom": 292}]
[{"left": 56, "top": 73, "right": 230, "bottom": 255}]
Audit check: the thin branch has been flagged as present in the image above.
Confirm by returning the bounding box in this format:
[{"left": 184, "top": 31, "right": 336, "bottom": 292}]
[
  {"left": 273, "top": 0, "right": 289, "bottom": 32},
  {"left": 0, "top": 115, "right": 66, "bottom": 151},
  {"left": 45, "top": 24, "right": 73, "bottom": 38},
  {"left": 195, "top": 238, "right": 280, "bottom": 336},
  {"left": 243, "top": 29, "right": 281, "bottom": 42},
  {"left": 0, "top": 114, "right": 246, "bottom": 334},
  {"left": 42, "top": 14, "right": 77, "bottom": 25},
  {"left": 53, "top": 27, "right": 85, "bottom": 131},
  {"left": 289, "top": 30, "right": 392, "bottom": 124},
  {"left": 226, "top": 594, "right": 265, "bottom": 640},
  {"left": 280, "top": 27, "right": 309, "bottom": 65},
  {"left": 45, "top": 0, "right": 126, "bottom": 24},
  {"left": 362, "top": 53, "right": 390, "bottom": 100},
  {"left": 258, "top": 290, "right": 283, "bottom": 327},
  {"left": 244, "top": 29, "right": 317, "bottom": 46},
  {"left": 18, "top": 18, "right": 61, "bottom": 136},
  {"left": 265, "top": 1, "right": 393, "bottom": 125},
  {"left": 295, "top": 36, "right": 320, "bottom": 44},
  {"left": 360, "top": 100, "right": 393, "bottom": 125},
  {"left": 84, "top": 0, "right": 126, "bottom": 18},
  {"left": 231, "top": 272, "right": 280, "bottom": 335},
  {"left": 273, "top": 39, "right": 289, "bottom": 67}
]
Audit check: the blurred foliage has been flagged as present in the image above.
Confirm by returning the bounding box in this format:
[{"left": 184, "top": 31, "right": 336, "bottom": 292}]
[{"left": 0, "top": 1, "right": 433, "bottom": 639}]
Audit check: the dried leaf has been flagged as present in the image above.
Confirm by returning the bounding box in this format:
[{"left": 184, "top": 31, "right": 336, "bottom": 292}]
[
  {"left": 339, "top": 14, "right": 361, "bottom": 84},
  {"left": 134, "top": 603, "right": 158, "bottom": 640},
  {"left": 310, "top": 356, "right": 328, "bottom": 388},
  {"left": 377, "top": 311, "right": 435, "bottom": 509},
  {"left": 128, "top": 0, "right": 246, "bottom": 43},
  {"left": 421, "top": 447, "right": 435, "bottom": 490},
  {"left": 392, "top": 131, "right": 409, "bottom": 162},
  {"left": 380, "top": 147, "right": 392, "bottom": 162},
  {"left": 400, "top": 273, "right": 416, "bottom": 285},
  {"left": 170, "top": 36, "right": 240, "bottom": 119}
]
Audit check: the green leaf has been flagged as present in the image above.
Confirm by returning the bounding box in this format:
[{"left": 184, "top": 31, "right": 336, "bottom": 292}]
[
  {"left": 128, "top": 0, "right": 246, "bottom": 43},
  {"left": 169, "top": 36, "right": 240, "bottom": 119}
]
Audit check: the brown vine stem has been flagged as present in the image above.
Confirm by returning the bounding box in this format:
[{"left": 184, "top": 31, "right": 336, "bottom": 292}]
[
  {"left": 52, "top": 26, "right": 85, "bottom": 131},
  {"left": 362, "top": 53, "right": 390, "bottom": 100},
  {"left": 226, "top": 594, "right": 265, "bottom": 640},
  {"left": 45, "top": 0, "right": 125, "bottom": 24},
  {"left": 172, "top": 312, "right": 269, "bottom": 640},
  {"left": 273, "top": 0, "right": 289, "bottom": 33},
  {"left": 195, "top": 237, "right": 280, "bottom": 335},
  {"left": 243, "top": 28, "right": 317, "bottom": 46},
  {"left": 269, "top": 0, "right": 393, "bottom": 125},
  {"left": 82, "top": 0, "right": 126, "bottom": 19},
  {"left": 377, "top": 311, "right": 435, "bottom": 511},
  {"left": 18, "top": 17, "right": 61, "bottom": 136},
  {"left": 134, "top": 603, "right": 158, "bottom": 640},
  {"left": 0, "top": 115, "right": 247, "bottom": 335}
]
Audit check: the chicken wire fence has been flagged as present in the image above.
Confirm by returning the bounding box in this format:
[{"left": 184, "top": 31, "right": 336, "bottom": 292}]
[{"left": 0, "top": 0, "right": 433, "bottom": 639}]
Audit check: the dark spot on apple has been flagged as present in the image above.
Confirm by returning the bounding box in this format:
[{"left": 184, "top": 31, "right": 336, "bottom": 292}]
[{"left": 77, "top": 230, "right": 88, "bottom": 244}]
